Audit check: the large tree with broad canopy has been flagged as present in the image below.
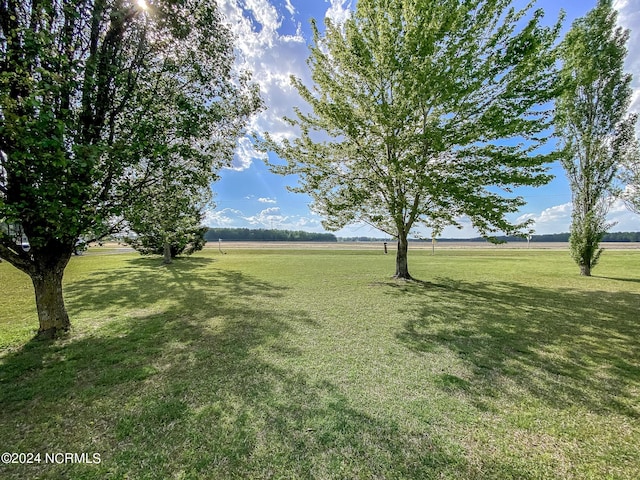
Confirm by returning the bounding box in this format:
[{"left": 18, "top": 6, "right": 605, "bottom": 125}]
[
  {"left": 0, "top": 0, "right": 261, "bottom": 337},
  {"left": 264, "top": 0, "right": 562, "bottom": 279}
]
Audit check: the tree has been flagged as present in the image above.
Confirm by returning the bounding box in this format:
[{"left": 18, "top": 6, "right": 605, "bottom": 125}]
[
  {"left": 125, "top": 221, "right": 208, "bottom": 263},
  {"left": 123, "top": 168, "right": 211, "bottom": 264},
  {"left": 0, "top": 0, "right": 261, "bottom": 337},
  {"left": 617, "top": 124, "right": 640, "bottom": 215},
  {"left": 264, "top": 0, "right": 561, "bottom": 279},
  {"left": 555, "top": 0, "right": 635, "bottom": 276}
]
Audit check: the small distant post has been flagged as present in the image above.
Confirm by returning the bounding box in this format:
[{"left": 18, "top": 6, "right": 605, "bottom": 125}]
[
  {"left": 431, "top": 226, "right": 442, "bottom": 256},
  {"left": 526, "top": 229, "right": 534, "bottom": 249},
  {"left": 218, "top": 238, "right": 223, "bottom": 254},
  {"left": 383, "top": 242, "right": 388, "bottom": 254}
]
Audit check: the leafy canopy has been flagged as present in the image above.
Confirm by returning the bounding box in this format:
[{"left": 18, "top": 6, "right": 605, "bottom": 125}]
[
  {"left": 123, "top": 165, "right": 212, "bottom": 259},
  {"left": 0, "top": 0, "right": 261, "bottom": 271},
  {"left": 555, "top": 0, "right": 635, "bottom": 274},
  {"left": 618, "top": 132, "right": 640, "bottom": 214},
  {"left": 266, "top": 0, "right": 562, "bottom": 243}
]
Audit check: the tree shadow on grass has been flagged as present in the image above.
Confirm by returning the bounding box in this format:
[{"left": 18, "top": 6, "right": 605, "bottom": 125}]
[
  {"left": 0, "top": 258, "right": 477, "bottom": 479},
  {"left": 595, "top": 275, "right": 640, "bottom": 285},
  {"left": 394, "top": 278, "right": 640, "bottom": 419},
  {"left": 63, "top": 255, "right": 289, "bottom": 316}
]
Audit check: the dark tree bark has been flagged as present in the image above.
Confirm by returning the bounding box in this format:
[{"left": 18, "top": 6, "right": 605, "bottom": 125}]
[
  {"left": 30, "top": 252, "right": 73, "bottom": 338},
  {"left": 162, "top": 241, "right": 172, "bottom": 265},
  {"left": 394, "top": 232, "right": 412, "bottom": 280},
  {"left": 0, "top": 240, "right": 73, "bottom": 338}
]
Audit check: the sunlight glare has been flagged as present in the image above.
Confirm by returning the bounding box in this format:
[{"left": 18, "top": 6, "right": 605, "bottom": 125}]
[{"left": 137, "top": 0, "right": 149, "bottom": 11}]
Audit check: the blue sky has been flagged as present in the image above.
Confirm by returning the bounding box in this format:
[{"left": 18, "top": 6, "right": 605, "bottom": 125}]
[{"left": 210, "top": 0, "right": 640, "bottom": 238}]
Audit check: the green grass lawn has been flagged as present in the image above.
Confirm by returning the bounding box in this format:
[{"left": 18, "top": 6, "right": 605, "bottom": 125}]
[{"left": 1, "top": 247, "right": 639, "bottom": 479}]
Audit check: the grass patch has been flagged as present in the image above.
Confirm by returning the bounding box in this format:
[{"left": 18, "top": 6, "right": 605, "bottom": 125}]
[{"left": 1, "top": 247, "right": 639, "bottom": 478}]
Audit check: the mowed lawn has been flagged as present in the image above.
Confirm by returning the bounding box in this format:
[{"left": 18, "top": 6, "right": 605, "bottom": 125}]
[{"left": 1, "top": 246, "right": 639, "bottom": 479}]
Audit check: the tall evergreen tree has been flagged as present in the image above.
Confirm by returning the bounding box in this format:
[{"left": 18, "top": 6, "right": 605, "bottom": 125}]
[
  {"left": 264, "top": 0, "right": 562, "bottom": 279},
  {"left": 555, "top": 0, "right": 636, "bottom": 276}
]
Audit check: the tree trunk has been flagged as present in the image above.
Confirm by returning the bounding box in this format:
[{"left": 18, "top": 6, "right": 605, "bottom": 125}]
[
  {"left": 394, "top": 232, "right": 412, "bottom": 280},
  {"left": 580, "top": 263, "right": 591, "bottom": 276},
  {"left": 162, "top": 241, "right": 172, "bottom": 264},
  {"left": 31, "top": 265, "right": 71, "bottom": 339}
]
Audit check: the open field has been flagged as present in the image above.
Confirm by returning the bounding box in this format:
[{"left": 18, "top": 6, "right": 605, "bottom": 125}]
[
  {"left": 1, "top": 247, "right": 639, "bottom": 478},
  {"left": 90, "top": 240, "right": 640, "bottom": 252},
  {"left": 209, "top": 241, "right": 640, "bottom": 250}
]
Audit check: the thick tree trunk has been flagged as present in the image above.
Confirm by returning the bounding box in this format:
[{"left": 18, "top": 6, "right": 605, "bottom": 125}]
[
  {"left": 394, "top": 233, "right": 412, "bottom": 280},
  {"left": 162, "top": 241, "right": 172, "bottom": 264},
  {"left": 31, "top": 265, "right": 71, "bottom": 339}
]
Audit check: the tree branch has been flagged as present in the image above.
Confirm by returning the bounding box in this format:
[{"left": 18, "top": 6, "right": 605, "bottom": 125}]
[{"left": 0, "top": 241, "right": 34, "bottom": 275}]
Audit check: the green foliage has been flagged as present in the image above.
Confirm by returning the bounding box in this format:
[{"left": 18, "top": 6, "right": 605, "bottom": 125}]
[
  {"left": 264, "top": 0, "right": 562, "bottom": 277},
  {"left": 556, "top": 0, "right": 636, "bottom": 275},
  {"left": 0, "top": 0, "right": 261, "bottom": 332},
  {"left": 125, "top": 224, "right": 208, "bottom": 258},
  {"left": 568, "top": 209, "right": 607, "bottom": 275},
  {"left": 0, "top": 0, "right": 256, "bottom": 263},
  {"left": 122, "top": 166, "right": 212, "bottom": 261},
  {"left": 617, "top": 119, "right": 640, "bottom": 214}
]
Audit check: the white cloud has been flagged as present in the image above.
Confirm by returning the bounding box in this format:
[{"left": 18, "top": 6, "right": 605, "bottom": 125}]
[
  {"left": 230, "top": 137, "right": 267, "bottom": 171},
  {"left": 258, "top": 197, "right": 277, "bottom": 203},
  {"left": 283, "top": 0, "right": 295, "bottom": 16},
  {"left": 243, "top": 206, "right": 287, "bottom": 227},
  {"left": 203, "top": 207, "right": 245, "bottom": 227},
  {"left": 438, "top": 218, "right": 481, "bottom": 239},
  {"left": 205, "top": 204, "right": 326, "bottom": 231},
  {"left": 217, "top": 0, "right": 312, "bottom": 169},
  {"left": 614, "top": 0, "right": 640, "bottom": 119},
  {"left": 239, "top": 206, "right": 324, "bottom": 230},
  {"left": 279, "top": 215, "right": 325, "bottom": 231},
  {"left": 215, "top": 0, "right": 360, "bottom": 170},
  {"left": 516, "top": 200, "right": 640, "bottom": 235},
  {"left": 325, "top": 0, "right": 352, "bottom": 26},
  {"left": 607, "top": 199, "right": 640, "bottom": 230},
  {"left": 517, "top": 202, "right": 573, "bottom": 234},
  {"left": 516, "top": 203, "right": 571, "bottom": 235}
]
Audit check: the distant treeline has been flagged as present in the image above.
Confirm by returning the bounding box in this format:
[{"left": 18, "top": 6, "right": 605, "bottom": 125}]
[
  {"left": 206, "top": 228, "right": 337, "bottom": 242},
  {"left": 204, "top": 229, "right": 640, "bottom": 243},
  {"left": 468, "top": 232, "right": 640, "bottom": 243},
  {"left": 338, "top": 232, "right": 640, "bottom": 243}
]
